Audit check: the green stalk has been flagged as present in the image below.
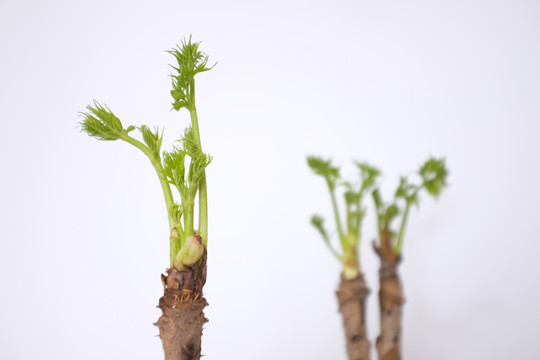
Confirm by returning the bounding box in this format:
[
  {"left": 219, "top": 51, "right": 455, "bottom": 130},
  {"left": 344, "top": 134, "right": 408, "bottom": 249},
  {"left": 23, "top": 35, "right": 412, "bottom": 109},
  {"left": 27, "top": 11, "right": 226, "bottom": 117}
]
[
  {"left": 184, "top": 199, "right": 195, "bottom": 243},
  {"left": 342, "top": 244, "right": 360, "bottom": 279},
  {"left": 353, "top": 187, "right": 366, "bottom": 239},
  {"left": 188, "top": 83, "right": 208, "bottom": 246},
  {"left": 346, "top": 204, "right": 354, "bottom": 236},
  {"left": 169, "top": 228, "right": 180, "bottom": 267},
  {"left": 121, "top": 135, "right": 176, "bottom": 229},
  {"left": 324, "top": 236, "right": 343, "bottom": 261},
  {"left": 354, "top": 213, "right": 364, "bottom": 241},
  {"left": 394, "top": 201, "right": 411, "bottom": 253},
  {"left": 121, "top": 134, "right": 182, "bottom": 265},
  {"left": 327, "top": 180, "right": 345, "bottom": 246},
  {"left": 372, "top": 189, "right": 384, "bottom": 236},
  {"left": 198, "top": 174, "right": 208, "bottom": 245}
]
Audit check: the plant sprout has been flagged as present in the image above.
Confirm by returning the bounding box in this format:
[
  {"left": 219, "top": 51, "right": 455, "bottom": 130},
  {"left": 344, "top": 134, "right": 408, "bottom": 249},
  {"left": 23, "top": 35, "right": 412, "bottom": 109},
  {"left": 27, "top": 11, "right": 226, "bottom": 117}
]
[
  {"left": 308, "top": 156, "right": 379, "bottom": 360},
  {"left": 371, "top": 157, "right": 448, "bottom": 360},
  {"left": 308, "top": 157, "right": 379, "bottom": 279},
  {"left": 372, "top": 157, "right": 448, "bottom": 257},
  {"left": 80, "top": 37, "right": 215, "bottom": 360}
]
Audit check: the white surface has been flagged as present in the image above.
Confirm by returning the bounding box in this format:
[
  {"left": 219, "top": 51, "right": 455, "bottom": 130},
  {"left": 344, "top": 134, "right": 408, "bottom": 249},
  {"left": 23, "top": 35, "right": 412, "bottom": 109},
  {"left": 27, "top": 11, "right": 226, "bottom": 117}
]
[{"left": 1, "top": 0, "right": 539, "bottom": 359}]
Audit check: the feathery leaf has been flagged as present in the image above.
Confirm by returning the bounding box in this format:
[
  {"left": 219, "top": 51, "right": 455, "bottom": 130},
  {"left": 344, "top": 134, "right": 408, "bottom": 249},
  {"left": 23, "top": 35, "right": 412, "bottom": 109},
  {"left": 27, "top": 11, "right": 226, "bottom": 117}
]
[
  {"left": 79, "top": 101, "right": 126, "bottom": 141},
  {"left": 168, "top": 36, "right": 216, "bottom": 111},
  {"left": 140, "top": 125, "right": 163, "bottom": 158},
  {"left": 188, "top": 152, "right": 212, "bottom": 189},
  {"left": 311, "top": 215, "right": 329, "bottom": 241},
  {"left": 356, "top": 162, "right": 380, "bottom": 191},
  {"left": 395, "top": 176, "right": 418, "bottom": 205},
  {"left": 169, "top": 202, "right": 184, "bottom": 225},
  {"left": 311, "top": 214, "right": 341, "bottom": 259},
  {"left": 307, "top": 156, "right": 340, "bottom": 188},
  {"left": 179, "top": 126, "right": 199, "bottom": 157},
  {"left": 163, "top": 147, "right": 187, "bottom": 199}
]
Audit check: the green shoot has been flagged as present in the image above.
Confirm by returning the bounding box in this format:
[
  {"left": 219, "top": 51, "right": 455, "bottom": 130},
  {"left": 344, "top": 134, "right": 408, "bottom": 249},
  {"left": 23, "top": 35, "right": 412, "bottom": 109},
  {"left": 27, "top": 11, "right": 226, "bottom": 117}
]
[
  {"left": 168, "top": 36, "right": 216, "bottom": 112},
  {"left": 168, "top": 36, "right": 215, "bottom": 246},
  {"left": 311, "top": 215, "right": 341, "bottom": 260},
  {"left": 307, "top": 156, "right": 344, "bottom": 240},
  {"left": 80, "top": 101, "right": 135, "bottom": 140},
  {"left": 419, "top": 157, "right": 448, "bottom": 197},
  {"left": 308, "top": 156, "right": 379, "bottom": 278},
  {"left": 372, "top": 157, "right": 448, "bottom": 254},
  {"left": 80, "top": 37, "right": 215, "bottom": 268}
]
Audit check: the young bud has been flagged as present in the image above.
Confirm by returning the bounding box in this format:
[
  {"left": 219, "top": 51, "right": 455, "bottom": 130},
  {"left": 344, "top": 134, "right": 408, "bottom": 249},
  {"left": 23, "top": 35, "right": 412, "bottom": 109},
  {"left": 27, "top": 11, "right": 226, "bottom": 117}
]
[{"left": 173, "top": 234, "right": 204, "bottom": 270}]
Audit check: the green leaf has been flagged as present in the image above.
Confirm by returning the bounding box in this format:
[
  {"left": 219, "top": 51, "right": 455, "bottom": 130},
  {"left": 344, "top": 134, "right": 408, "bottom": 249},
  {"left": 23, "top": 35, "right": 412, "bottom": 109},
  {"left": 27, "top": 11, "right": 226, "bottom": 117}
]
[
  {"left": 356, "top": 162, "right": 380, "bottom": 191},
  {"left": 395, "top": 176, "right": 418, "bottom": 205},
  {"left": 169, "top": 202, "right": 184, "bottom": 225},
  {"left": 307, "top": 156, "right": 340, "bottom": 188},
  {"left": 139, "top": 125, "right": 163, "bottom": 157},
  {"left": 168, "top": 36, "right": 216, "bottom": 111},
  {"left": 179, "top": 126, "right": 199, "bottom": 157},
  {"left": 311, "top": 215, "right": 328, "bottom": 240},
  {"left": 419, "top": 157, "right": 448, "bottom": 197},
  {"left": 344, "top": 190, "right": 359, "bottom": 206},
  {"left": 172, "top": 100, "right": 188, "bottom": 111},
  {"left": 79, "top": 101, "right": 127, "bottom": 141},
  {"left": 311, "top": 214, "right": 341, "bottom": 260},
  {"left": 163, "top": 147, "right": 187, "bottom": 198},
  {"left": 395, "top": 177, "right": 408, "bottom": 198},
  {"left": 385, "top": 204, "right": 400, "bottom": 224},
  {"left": 171, "top": 89, "right": 186, "bottom": 101},
  {"left": 188, "top": 152, "right": 212, "bottom": 190}
]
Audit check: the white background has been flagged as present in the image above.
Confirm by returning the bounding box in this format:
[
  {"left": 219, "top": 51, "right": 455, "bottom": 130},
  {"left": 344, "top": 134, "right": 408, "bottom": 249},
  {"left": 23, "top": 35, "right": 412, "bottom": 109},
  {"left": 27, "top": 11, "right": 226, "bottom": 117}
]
[{"left": 1, "top": 0, "right": 539, "bottom": 359}]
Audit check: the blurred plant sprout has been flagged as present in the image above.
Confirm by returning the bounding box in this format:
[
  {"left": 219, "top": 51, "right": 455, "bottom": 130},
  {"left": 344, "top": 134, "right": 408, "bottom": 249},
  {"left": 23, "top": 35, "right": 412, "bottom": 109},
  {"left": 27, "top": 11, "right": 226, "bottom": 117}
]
[
  {"left": 372, "top": 157, "right": 448, "bottom": 256},
  {"left": 371, "top": 157, "right": 448, "bottom": 360},
  {"left": 308, "top": 156, "right": 379, "bottom": 279},
  {"left": 308, "top": 155, "right": 448, "bottom": 360}
]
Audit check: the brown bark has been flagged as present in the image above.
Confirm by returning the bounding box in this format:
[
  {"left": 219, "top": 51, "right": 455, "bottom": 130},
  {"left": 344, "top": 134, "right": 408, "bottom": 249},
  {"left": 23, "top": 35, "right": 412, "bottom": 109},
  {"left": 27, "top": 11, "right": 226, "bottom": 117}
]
[
  {"left": 373, "top": 231, "right": 405, "bottom": 360},
  {"left": 155, "top": 253, "right": 208, "bottom": 360},
  {"left": 337, "top": 273, "right": 371, "bottom": 360}
]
